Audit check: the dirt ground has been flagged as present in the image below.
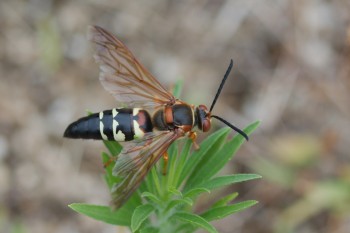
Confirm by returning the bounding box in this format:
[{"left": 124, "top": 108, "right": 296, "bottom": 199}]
[{"left": 1, "top": 0, "right": 350, "bottom": 232}]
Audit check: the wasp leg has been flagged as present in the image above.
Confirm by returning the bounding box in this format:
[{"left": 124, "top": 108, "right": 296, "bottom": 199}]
[
  {"left": 162, "top": 152, "right": 169, "bottom": 175},
  {"left": 188, "top": 131, "right": 200, "bottom": 150},
  {"left": 103, "top": 156, "right": 117, "bottom": 168}
]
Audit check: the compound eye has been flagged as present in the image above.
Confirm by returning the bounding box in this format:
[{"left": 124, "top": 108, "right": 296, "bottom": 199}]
[{"left": 202, "top": 118, "right": 211, "bottom": 132}]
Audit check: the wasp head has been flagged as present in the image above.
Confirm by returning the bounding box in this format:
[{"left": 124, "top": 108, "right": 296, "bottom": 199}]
[{"left": 196, "top": 105, "right": 211, "bottom": 132}]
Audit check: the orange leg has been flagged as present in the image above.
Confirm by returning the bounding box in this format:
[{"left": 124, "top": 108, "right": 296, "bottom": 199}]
[
  {"left": 162, "top": 152, "right": 169, "bottom": 175},
  {"left": 103, "top": 156, "right": 117, "bottom": 168},
  {"left": 188, "top": 131, "right": 200, "bottom": 150}
]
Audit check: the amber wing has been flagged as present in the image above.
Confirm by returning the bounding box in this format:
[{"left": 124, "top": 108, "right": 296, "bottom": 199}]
[
  {"left": 110, "top": 130, "right": 184, "bottom": 209},
  {"left": 88, "top": 25, "right": 176, "bottom": 108}
]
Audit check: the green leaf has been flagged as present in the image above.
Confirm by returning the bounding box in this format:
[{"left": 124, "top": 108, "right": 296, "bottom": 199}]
[
  {"left": 69, "top": 203, "right": 131, "bottom": 226},
  {"left": 143, "top": 165, "right": 162, "bottom": 196},
  {"left": 131, "top": 204, "right": 155, "bottom": 232},
  {"left": 124, "top": 192, "right": 143, "bottom": 211},
  {"left": 183, "top": 128, "right": 230, "bottom": 190},
  {"left": 165, "top": 198, "right": 193, "bottom": 212},
  {"left": 141, "top": 192, "right": 161, "bottom": 204},
  {"left": 168, "top": 187, "right": 182, "bottom": 197},
  {"left": 172, "top": 79, "right": 183, "bottom": 98},
  {"left": 150, "top": 167, "right": 162, "bottom": 196},
  {"left": 211, "top": 192, "right": 239, "bottom": 208},
  {"left": 184, "top": 187, "right": 211, "bottom": 199},
  {"left": 173, "top": 223, "right": 195, "bottom": 233},
  {"left": 72, "top": 121, "right": 260, "bottom": 231},
  {"left": 186, "top": 121, "right": 260, "bottom": 188},
  {"left": 140, "top": 226, "right": 159, "bottom": 233},
  {"left": 199, "top": 174, "right": 262, "bottom": 190},
  {"left": 143, "top": 168, "right": 157, "bottom": 195},
  {"left": 173, "top": 212, "right": 218, "bottom": 233},
  {"left": 166, "top": 141, "right": 179, "bottom": 189},
  {"left": 201, "top": 200, "right": 258, "bottom": 221},
  {"left": 172, "top": 139, "right": 192, "bottom": 188},
  {"left": 86, "top": 110, "right": 94, "bottom": 115},
  {"left": 101, "top": 152, "right": 121, "bottom": 190},
  {"left": 103, "top": 140, "right": 122, "bottom": 156}
]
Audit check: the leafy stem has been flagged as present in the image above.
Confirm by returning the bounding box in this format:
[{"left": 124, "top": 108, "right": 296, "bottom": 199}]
[{"left": 69, "top": 121, "right": 261, "bottom": 232}]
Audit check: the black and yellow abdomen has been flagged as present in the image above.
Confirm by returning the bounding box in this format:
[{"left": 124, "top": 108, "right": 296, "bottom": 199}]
[{"left": 64, "top": 108, "right": 153, "bottom": 141}]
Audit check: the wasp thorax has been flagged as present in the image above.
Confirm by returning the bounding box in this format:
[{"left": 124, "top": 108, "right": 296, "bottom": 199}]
[{"left": 196, "top": 105, "right": 211, "bottom": 132}]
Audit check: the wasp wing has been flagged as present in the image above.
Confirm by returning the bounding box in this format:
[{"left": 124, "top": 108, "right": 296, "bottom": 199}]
[
  {"left": 110, "top": 130, "right": 183, "bottom": 209},
  {"left": 88, "top": 26, "right": 176, "bottom": 108}
]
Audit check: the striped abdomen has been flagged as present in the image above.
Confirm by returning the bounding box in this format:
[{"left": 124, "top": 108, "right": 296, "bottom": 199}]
[{"left": 64, "top": 108, "right": 153, "bottom": 141}]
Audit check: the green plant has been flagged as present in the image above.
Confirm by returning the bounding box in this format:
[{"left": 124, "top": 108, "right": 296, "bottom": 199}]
[{"left": 69, "top": 120, "right": 260, "bottom": 233}]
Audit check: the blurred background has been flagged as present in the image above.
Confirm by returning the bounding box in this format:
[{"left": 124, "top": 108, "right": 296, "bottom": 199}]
[{"left": 1, "top": 0, "right": 350, "bottom": 232}]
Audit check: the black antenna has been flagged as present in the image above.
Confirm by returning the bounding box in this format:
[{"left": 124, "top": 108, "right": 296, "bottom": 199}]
[
  {"left": 209, "top": 59, "right": 233, "bottom": 113},
  {"left": 211, "top": 115, "right": 249, "bottom": 141},
  {"left": 208, "top": 59, "right": 248, "bottom": 141}
]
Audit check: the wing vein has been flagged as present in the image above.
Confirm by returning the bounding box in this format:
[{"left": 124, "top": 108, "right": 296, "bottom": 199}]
[{"left": 89, "top": 25, "right": 176, "bottom": 108}]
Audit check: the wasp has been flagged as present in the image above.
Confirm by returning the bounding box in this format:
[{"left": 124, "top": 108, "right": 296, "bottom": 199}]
[{"left": 64, "top": 26, "right": 248, "bottom": 209}]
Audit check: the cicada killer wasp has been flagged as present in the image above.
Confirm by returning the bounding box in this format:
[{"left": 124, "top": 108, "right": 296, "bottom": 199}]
[{"left": 64, "top": 26, "right": 248, "bottom": 209}]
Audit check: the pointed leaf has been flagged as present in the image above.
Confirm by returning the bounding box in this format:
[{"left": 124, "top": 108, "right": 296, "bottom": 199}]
[
  {"left": 201, "top": 200, "right": 258, "bottom": 221},
  {"left": 166, "top": 141, "right": 179, "bottom": 189},
  {"left": 172, "top": 79, "right": 183, "bottom": 98},
  {"left": 200, "top": 174, "right": 262, "bottom": 190},
  {"left": 186, "top": 121, "right": 260, "bottom": 188},
  {"left": 69, "top": 203, "right": 131, "bottom": 226},
  {"left": 184, "top": 187, "right": 211, "bottom": 199},
  {"left": 103, "top": 140, "right": 122, "bottom": 156},
  {"left": 141, "top": 192, "right": 161, "bottom": 204},
  {"left": 131, "top": 204, "right": 155, "bottom": 232},
  {"left": 174, "top": 223, "right": 195, "bottom": 233},
  {"left": 173, "top": 212, "right": 218, "bottom": 233},
  {"left": 86, "top": 110, "right": 94, "bottom": 115},
  {"left": 140, "top": 226, "right": 159, "bottom": 233},
  {"left": 212, "top": 192, "right": 239, "bottom": 208},
  {"left": 150, "top": 167, "right": 162, "bottom": 196},
  {"left": 101, "top": 152, "right": 120, "bottom": 190},
  {"left": 183, "top": 128, "right": 230, "bottom": 189},
  {"left": 172, "top": 138, "right": 192, "bottom": 188},
  {"left": 125, "top": 192, "right": 143, "bottom": 211},
  {"left": 165, "top": 198, "right": 193, "bottom": 212},
  {"left": 168, "top": 187, "right": 183, "bottom": 197}
]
